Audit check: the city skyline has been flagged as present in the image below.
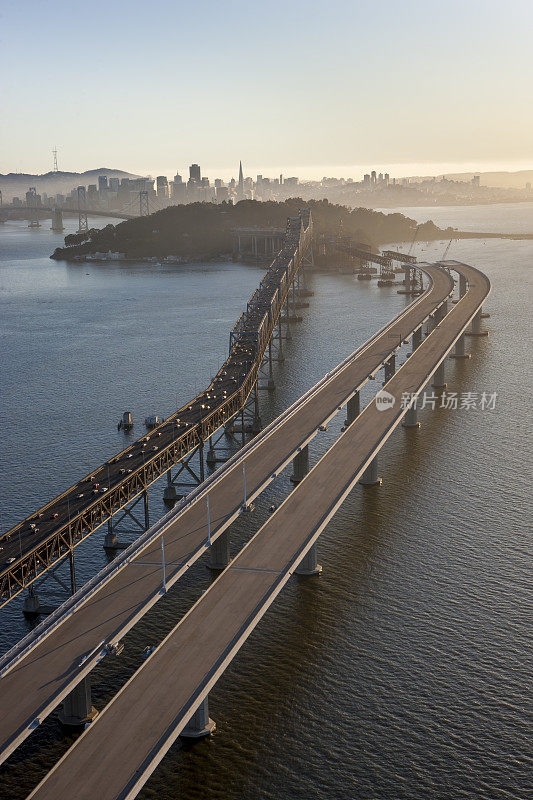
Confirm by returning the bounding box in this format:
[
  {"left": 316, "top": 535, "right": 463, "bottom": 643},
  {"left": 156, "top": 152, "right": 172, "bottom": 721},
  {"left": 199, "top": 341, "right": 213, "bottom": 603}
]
[{"left": 1, "top": 0, "right": 531, "bottom": 176}]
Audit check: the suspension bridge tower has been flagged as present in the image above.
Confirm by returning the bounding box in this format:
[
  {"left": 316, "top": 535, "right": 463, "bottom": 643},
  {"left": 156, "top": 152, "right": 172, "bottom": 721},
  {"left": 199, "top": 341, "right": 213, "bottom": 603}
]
[
  {"left": 27, "top": 188, "right": 41, "bottom": 228},
  {"left": 139, "top": 190, "right": 149, "bottom": 217},
  {"left": 77, "top": 186, "right": 88, "bottom": 233}
]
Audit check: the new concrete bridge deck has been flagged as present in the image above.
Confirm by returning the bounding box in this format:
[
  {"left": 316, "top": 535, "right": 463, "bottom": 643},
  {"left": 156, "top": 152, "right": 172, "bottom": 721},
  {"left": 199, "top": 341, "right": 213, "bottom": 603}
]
[
  {"left": 0, "top": 262, "right": 454, "bottom": 766},
  {"left": 24, "top": 260, "right": 490, "bottom": 800}
]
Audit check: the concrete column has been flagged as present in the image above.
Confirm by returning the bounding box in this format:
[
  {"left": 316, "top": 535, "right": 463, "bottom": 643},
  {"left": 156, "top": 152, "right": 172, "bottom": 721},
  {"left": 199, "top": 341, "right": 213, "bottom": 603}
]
[
  {"left": 402, "top": 401, "right": 420, "bottom": 428},
  {"left": 344, "top": 391, "right": 360, "bottom": 426},
  {"left": 51, "top": 208, "right": 64, "bottom": 232},
  {"left": 459, "top": 273, "right": 467, "bottom": 298},
  {"left": 104, "top": 518, "right": 118, "bottom": 550},
  {"left": 58, "top": 675, "right": 98, "bottom": 728},
  {"left": 432, "top": 362, "right": 446, "bottom": 389},
  {"left": 359, "top": 456, "right": 382, "bottom": 486},
  {"left": 181, "top": 696, "right": 216, "bottom": 738},
  {"left": 466, "top": 309, "right": 488, "bottom": 336},
  {"left": 384, "top": 355, "right": 396, "bottom": 383},
  {"left": 163, "top": 469, "right": 177, "bottom": 505},
  {"left": 435, "top": 299, "right": 448, "bottom": 324},
  {"left": 290, "top": 445, "right": 309, "bottom": 484},
  {"left": 412, "top": 327, "right": 423, "bottom": 351},
  {"left": 450, "top": 332, "right": 470, "bottom": 359},
  {"left": 208, "top": 530, "right": 230, "bottom": 571},
  {"left": 296, "top": 542, "right": 322, "bottom": 575},
  {"left": 23, "top": 585, "right": 40, "bottom": 617},
  {"left": 405, "top": 265, "right": 412, "bottom": 292}
]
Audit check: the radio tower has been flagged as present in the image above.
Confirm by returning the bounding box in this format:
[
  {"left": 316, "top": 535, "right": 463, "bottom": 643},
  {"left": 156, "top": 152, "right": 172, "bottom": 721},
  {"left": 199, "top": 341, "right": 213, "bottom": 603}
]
[{"left": 52, "top": 147, "right": 59, "bottom": 172}]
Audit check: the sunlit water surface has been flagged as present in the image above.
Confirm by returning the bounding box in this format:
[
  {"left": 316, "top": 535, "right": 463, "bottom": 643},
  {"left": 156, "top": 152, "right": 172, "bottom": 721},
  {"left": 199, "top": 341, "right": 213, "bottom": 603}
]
[{"left": 0, "top": 206, "right": 531, "bottom": 800}]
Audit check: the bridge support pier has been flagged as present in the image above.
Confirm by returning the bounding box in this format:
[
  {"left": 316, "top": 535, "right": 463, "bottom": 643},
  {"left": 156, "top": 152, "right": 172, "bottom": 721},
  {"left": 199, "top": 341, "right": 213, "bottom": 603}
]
[
  {"left": 402, "top": 401, "right": 420, "bottom": 428},
  {"left": 384, "top": 355, "right": 395, "bottom": 383},
  {"left": 104, "top": 520, "right": 119, "bottom": 550},
  {"left": 359, "top": 456, "right": 382, "bottom": 486},
  {"left": 432, "top": 362, "right": 446, "bottom": 389},
  {"left": 58, "top": 675, "right": 98, "bottom": 728},
  {"left": 412, "top": 327, "right": 423, "bottom": 352},
  {"left": 450, "top": 332, "right": 470, "bottom": 359},
  {"left": 405, "top": 266, "right": 412, "bottom": 293},
  {"left": 163, "top": 470, "right": 178, "bottom": 505},
  {"left": 344, "top": 391, "right": 360, "bottom": 426},
  {"left": 51, "top": 207, "right": 64, "bottom": 232},
  {"left": 296, "top": 543, "right": 322, "bottom": 576},
  {"left": 23, "top": 585, "right": 41, "bottom": 617},
  {"left": 181, "top": 697, "right": 216, "bottom": 738},
  {"left": 290, "top": 445, "right": 309, "bottom": 484},
  {"left": 208, "top": 530, "right": 230, "bottom": 571},
  {"left": 459, "top": 273, "right": 467, "bottom": 298},
  {"left": 466, "top": 309, "right": 488, "bottom": 336},
  {"left": 435, "top": 299, "right": 448, "bottom": 325}
]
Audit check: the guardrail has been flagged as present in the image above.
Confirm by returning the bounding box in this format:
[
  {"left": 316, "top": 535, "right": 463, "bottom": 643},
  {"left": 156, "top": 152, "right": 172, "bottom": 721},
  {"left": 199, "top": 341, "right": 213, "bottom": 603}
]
[
  {"left": 0, "top": 261, "right": 447, "bottom": 677},
  {"left": 0, "top": 212, "right": 314, "bottom": 605}
]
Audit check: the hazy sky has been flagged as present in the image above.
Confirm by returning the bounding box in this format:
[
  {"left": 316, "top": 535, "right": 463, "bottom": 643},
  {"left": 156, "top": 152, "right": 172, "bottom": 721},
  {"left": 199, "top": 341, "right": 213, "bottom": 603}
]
[{"left": 1, "top": 0, "right": 532, "bottom": 179}]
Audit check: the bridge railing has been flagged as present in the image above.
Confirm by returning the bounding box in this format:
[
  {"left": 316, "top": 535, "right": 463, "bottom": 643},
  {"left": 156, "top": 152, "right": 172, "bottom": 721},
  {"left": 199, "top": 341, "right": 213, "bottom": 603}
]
[{"left": 0, "top": 210, "right": 313, "bottom": 604}]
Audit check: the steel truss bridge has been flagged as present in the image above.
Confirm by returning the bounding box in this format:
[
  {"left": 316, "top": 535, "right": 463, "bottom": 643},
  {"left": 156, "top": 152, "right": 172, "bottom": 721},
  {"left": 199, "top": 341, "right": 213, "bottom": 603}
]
[{"left": 0, "top": 210, "right": 314, "bottom": 607}]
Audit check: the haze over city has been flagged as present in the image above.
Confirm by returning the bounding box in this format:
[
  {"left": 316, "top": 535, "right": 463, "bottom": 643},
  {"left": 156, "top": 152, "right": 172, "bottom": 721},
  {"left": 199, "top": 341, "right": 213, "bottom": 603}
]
[{"left": 1, "top": 0, "right": 532, "bottom": 178}]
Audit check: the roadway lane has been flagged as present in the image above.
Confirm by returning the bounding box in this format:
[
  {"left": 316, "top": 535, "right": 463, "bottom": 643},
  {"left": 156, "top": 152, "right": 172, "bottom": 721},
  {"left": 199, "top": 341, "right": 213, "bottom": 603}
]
[
  {"left": 0, "top": 264, "right": 453, "bottom": 764},
  {"left": 27, "top": 262, "right": 490, "bottom": 800}
]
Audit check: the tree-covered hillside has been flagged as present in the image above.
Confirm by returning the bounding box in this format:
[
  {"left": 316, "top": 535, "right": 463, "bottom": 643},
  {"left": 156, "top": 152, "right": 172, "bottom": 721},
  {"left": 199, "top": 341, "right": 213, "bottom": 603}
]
[{"left": 51, "top": 199, "right": 451, "bottom": 260}]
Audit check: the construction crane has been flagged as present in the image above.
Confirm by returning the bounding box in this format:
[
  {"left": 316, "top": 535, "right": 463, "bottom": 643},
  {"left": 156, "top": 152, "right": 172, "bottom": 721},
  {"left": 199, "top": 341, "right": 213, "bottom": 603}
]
[
  {"left": 441, "top": 238, "right": 453, "bottom": 262},
  {"left": 408, "top": 225, "right": 420, "bottom": 256}
]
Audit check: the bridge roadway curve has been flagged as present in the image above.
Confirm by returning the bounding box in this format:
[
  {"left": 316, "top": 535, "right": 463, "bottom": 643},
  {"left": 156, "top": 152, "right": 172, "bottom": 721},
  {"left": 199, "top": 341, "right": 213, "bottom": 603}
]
[
  {"left": 25, "top": 261, "right": 491, "bottom": 800},
  {"left": 0, "top": 263, "right": 453, "bottom": 765}
]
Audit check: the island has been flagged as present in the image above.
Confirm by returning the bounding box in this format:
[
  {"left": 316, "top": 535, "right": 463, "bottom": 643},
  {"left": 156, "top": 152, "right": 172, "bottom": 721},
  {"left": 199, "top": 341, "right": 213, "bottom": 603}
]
[{"left": 50, "top": 199, "right": 453, "bottom": 263}]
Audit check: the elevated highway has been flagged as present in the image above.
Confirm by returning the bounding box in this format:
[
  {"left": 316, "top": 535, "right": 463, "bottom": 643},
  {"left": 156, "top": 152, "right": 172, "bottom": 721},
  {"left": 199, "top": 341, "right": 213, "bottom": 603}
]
[
  {"left": 0, "top": 261, "right": 457, "bottom": 766},
  {"left": 22, "top": 260, "right": 490, "bottom": 800},
  {"left": 0, "top": 211, "right": 313, "bottom": 606}
]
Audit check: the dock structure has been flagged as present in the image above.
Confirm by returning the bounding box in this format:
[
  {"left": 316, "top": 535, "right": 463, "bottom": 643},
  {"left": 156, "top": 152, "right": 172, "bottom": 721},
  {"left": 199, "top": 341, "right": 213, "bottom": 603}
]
[{"left": 0, "top": 260, "right": 491, "bottom": 800}]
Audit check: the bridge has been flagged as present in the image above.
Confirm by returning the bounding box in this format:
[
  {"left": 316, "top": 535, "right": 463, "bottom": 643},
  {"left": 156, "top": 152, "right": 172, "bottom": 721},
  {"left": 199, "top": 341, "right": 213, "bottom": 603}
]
[
  {"left": 0, "top": 210, "right": 314, "bottom": 609},
  {"left": 0, "top": 248, "right": 490, "bottom": 799},
  {"left": 0, "top": 187, "right": 171, "bottom": 230}
]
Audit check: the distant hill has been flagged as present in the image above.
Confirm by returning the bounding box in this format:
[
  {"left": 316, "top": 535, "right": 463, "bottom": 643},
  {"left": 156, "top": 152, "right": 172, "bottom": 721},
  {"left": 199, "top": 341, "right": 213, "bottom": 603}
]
[
  {"left": 410, "top": 170, "right": 533, "bottom": 189},
  {"left": 0, "top": 168, "right": 143, "bottom": 202}
]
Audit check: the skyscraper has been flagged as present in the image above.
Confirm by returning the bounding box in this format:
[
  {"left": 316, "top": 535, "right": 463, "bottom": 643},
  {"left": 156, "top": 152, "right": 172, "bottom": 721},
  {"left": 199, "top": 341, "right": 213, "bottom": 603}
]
[
  {"left": 156, "top": 176, "right": 169, "bottom": 198},
  {"left": 237, "top": 161, "right": 244, "bottom": 200},
  {"left": 189, "top": 164, "right": 201, "bottom": 183}
]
